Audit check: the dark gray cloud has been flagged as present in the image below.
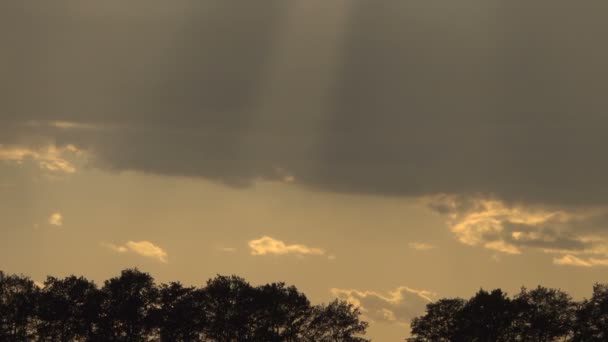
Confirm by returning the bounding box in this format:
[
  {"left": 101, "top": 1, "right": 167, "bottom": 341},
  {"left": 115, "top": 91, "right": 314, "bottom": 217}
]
[{"left": 3, "top": 1, "right": 608, "bottom": 205}]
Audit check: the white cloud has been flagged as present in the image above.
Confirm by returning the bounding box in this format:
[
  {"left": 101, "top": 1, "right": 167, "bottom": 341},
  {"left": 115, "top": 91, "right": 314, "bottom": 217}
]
[
  {"left": 248, "top": 236, "right": 325, "bottom": 257},
  {"left": 331, "top": 286, "right": 434, "bottom": 325},
  {"left": 0, "top": 144, "right": 83, "bottom": 173},
  {"left": 102, "top": 240, "right": 168, "bottom": 263},
  {"left": 48, "top": 213, "right": 63, "bottom": 227},
  {"left": 408, "top": 242, "right": 435, "bottom": 251},
  {"left": 218, "top": 247, "right": 237, "bottom": 253}
]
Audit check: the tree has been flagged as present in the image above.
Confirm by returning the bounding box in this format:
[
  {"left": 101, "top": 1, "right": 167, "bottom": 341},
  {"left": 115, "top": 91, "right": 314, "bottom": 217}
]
[
  {"left": 572, "top": 283, "right": 608, "bottom": 341},
  {"left": 250, "top": 282, "right": 312, "bottom": 341},
  {"left": 0, "top": 269, "right": 371, "bottom": 341},
  {"left": 36, "top": 275, "right": 101, "bottom": 341},
  {"left": 95, "top": 269, "right": 158, "bottom": 341},
  {"left": 408, "top": 298, "right": 466, "bottom": 342},
  {"left": 155, "top": 282, "right": 206, "bottom": 342},
  {"left": 0, "top": 271, "right": 38, "bottom": 341},
  {"left": 305, "top": 299, "right": 369, "bottom": 342},
  {"left": 202, "top": 275, "right": 258, "bottom": 341},
  {"left": 455, "top": 289, "right": 515, "bottom": 342},
  {"left": 512, "top": 286, "right": 575, "bottom": 342}
]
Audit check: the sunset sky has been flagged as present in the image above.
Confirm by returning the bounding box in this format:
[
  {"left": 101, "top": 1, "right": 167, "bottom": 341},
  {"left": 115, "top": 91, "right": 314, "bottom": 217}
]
[{"left": 2, "top": 1, "right": 608, "bottom": 340}]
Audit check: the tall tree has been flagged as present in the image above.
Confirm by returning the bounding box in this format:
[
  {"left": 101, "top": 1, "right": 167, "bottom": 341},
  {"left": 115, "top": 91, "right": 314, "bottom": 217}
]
[
  {"left": 155, "top": 282, "right": 206, "bottom": 342},
  {"left": 202, "top": 275, "right": 258, "bottom": 341},
  {"left": 455, "top": 289, "right": 515, "bottom": 342},
  {"left": 572, "top": 283, "right": 608, "bottom": 342},
  {"left": 512, "top": 286, "right": 575, "bottom": 342},
  {"left": 36, "top": 275, "right": 101, "bottom": 342},
  {"left": 95, "top": 269, "right": 158, "bottom": 342},
  {"left": 408, "top": 298, "right": 466, "bottom": 342},
  {"left": 251, "top": 282, "right": 312, "bottom": 341},
  {"left": 304, "top": 299, "right": 369, "bottom": 342},
  {"left": 0, "top": 271, "right": 38, "bottom": 341}
]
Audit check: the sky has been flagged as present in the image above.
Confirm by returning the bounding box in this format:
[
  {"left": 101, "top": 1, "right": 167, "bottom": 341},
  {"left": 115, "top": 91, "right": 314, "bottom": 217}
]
[{"left": 2, "top": 1, "right": 608, "bottom": 340}]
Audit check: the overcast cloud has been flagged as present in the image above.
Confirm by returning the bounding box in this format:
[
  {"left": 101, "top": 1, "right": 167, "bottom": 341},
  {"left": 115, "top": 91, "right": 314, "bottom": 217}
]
[{"left": 2, "top": 1, "right": 608, "bottom": 206}]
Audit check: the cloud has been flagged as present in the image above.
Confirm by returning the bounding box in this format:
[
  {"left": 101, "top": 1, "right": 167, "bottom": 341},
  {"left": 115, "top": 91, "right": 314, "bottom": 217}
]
[
  {"left": 408, "top": 242, "right": 435, "bottom": 251},
  {"left": 484, "top": 241, "right": 521, "bottom": 255},
  {"left": 553, "top": 255, "right": 608, "bottom": 268},
  {"left": 48, "top": 213, "right": 63, "bottom": 227},
  {"left": 248, "top": 236, "right": 325, "bottom": 257},
  {"left": 331, "top": 286, "right": 433, "bottom": 325},
  {"left": 426, "top": 195, "right": 608, "bottom": 266},
  {"left": 103, "top": 243, "right": 129, "bottom": 254},
  {"left": 102, "top": 240, "right": 168, "bottom": 263},
  {"left": 25, "top": 120, "right": 107, "bottom": 131},
  {"left": 0, "top": 144, "right": 81, "bottom": 173},
  {"left": 3, "top": 1, "right": 608, "bottom": 207}
]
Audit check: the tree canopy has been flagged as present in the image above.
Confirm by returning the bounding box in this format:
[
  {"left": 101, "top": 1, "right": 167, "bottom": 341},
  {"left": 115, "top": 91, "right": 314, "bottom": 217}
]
[
  {"left": 408, "top": 284, "right": 607, "bottom": 342},
  {"left": 0, "top": 269, "right": 369, "bottom": 342},
  {"left": 4, "top": 268, "right": 608, "bottom": 341}
]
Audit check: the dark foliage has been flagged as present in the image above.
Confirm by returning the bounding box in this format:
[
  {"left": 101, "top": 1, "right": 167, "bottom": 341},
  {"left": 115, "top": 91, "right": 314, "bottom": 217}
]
[
  {"left": 409, "top": 284, "right": 607, "bottom": 342},
  {"left": 0, "top": 269, "right": 369, "bottom": 342}
]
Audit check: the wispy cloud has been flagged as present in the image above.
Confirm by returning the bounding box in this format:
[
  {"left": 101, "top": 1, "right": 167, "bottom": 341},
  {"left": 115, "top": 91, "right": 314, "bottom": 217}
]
[
  {"left": 102, "top": 240, "right": 168, "bottom": 263},
  {"left": 553, "top": 255, "right": 608, "bottom": 268},
  {"left": 248, "top": 236, "right": 325, "bottom": 257},
  {"left": 26, "top": 120, "right": 106, "bottom": 131},
  {"left": 0, "top": 144, "right": 83, "bottom": 173},
  {"left": 408, "top": 242, "right": 435, "bottom": 251},
  {"left": 48, "top": 213, "right": 63, "bottom": 227},
  {"left": 331, "top": 286, "right": 434, "bottom": 325}
]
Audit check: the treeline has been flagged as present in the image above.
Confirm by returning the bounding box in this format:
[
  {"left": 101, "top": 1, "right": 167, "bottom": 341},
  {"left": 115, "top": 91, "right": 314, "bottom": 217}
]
[
  {"left": 408, "top": 284, "right": 608, "bottom": 342},
  {"left": 0, "top": 269, "right": 369, "bottom": 342}
]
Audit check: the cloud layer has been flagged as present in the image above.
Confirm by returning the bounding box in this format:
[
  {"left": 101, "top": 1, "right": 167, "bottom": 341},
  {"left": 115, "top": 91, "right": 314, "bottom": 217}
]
[{"left": 2, "top": 1, "right": 608, "bottom": 207}]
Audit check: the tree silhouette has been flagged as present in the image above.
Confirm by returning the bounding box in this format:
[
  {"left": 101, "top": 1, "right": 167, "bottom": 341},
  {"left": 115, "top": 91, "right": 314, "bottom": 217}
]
[
  {"left": 408, "top": 298, "right": 465, "bottom": 342},
  {"left": 251, "top": 282, "right": 312, "bottom": 341},
  {"left": 0, "top": 268, "right": 372, "bottom": 341},
  {"left": 155, "top": 282, "right": 206, "bottom": 342},
  {"left": 409, "top": 286, "right": 580, "bottom": 342},
  {"left": 571, "top": 283, "right": 608, "bottom": 342},
  {"left": 95, "top": 269, "right": 158, "bottom": 341},
  {"left": 201, "top": 275, "right": 258, "bottom": 341},
  {"left": 36, "top": 275, "right": 100, "bottom": 341},
  {"left": 0, "top": 271, "right": 38, "bottom": 341},
  {"left": 455, "top": 289, "right": 515, "bottom": 342},
  {"left": 305, "top": 299, "right": 369, "bottom": 342},
  {"left": 8, "top": 267, "right": 608, "bottom": 341},
  {"left": 512, "top": 286, "right": 575, "bottom": 342}
]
